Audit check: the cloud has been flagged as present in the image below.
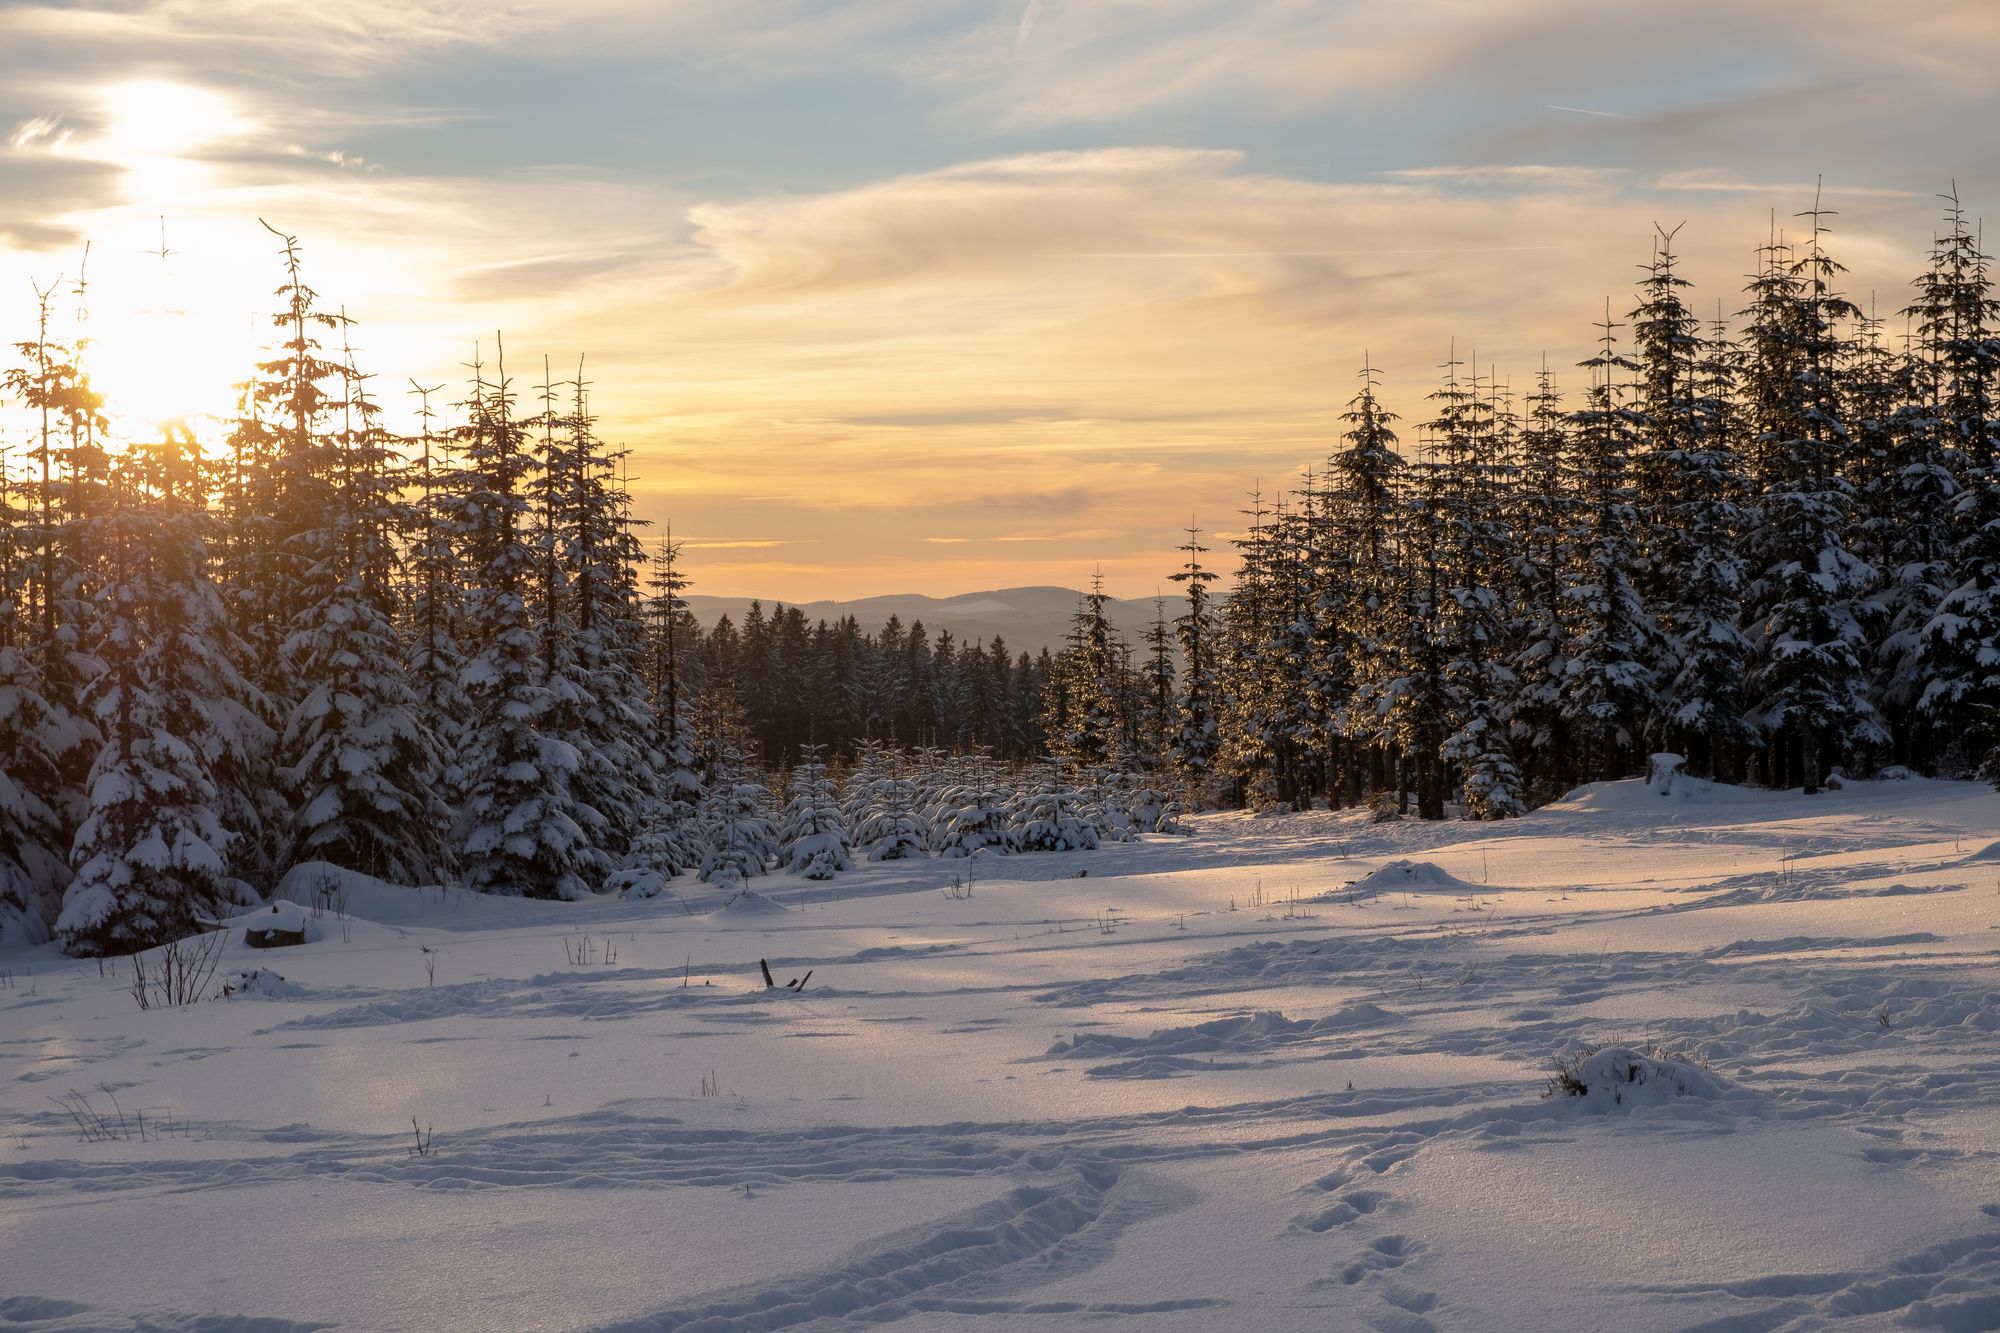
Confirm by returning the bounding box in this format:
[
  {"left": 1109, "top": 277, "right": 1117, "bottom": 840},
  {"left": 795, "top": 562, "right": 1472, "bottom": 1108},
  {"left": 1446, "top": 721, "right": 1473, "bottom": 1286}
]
[
  {"left": 7, "top": 0, "right": 2000, "bottom": 599},
  {"left": 9, "top": 114, "right": 70, "bottom": 150},
  {"left": 1381, "top": 165, "right": 1625, "bottom": 190},
  {"left": 0, "top": 152, "right": 125, "bottom": 247}
]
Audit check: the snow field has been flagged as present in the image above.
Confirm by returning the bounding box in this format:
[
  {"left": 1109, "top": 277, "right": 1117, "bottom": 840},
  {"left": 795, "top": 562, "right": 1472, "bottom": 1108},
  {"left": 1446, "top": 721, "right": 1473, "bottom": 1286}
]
[{"left": 2, "top": 777, "right": 2000, "bottom": 1329}]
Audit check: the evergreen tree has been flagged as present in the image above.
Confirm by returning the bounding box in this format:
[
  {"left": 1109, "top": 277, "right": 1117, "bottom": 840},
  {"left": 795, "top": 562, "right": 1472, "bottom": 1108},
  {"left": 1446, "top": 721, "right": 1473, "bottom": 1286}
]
[
  {"left": 1912, "top": 189, "right": 2000, "bottom": 773},
  {"left": 778, "top": 745, "right": 851, "bottom": 877},
  {"left": 1561, "top": 306, "right": 1658, "bottom": 781},
  {"left": 1741, "top": 200, "right": 1883, "bottom": 791},
  {"left": 452, "top": 348, "right": 595, "bottom": 898},
  {"left": 1325, "top": 363, "right": 1406, "bottom": 804},
  {"left": 57, "top": 492, "right": 255, "bottom": 955},
  {"left": 1167, "top": 519, "right": 1221, "bottom": 784},
  {"left": 698, "top": 748, "right": 777, "bottom": 887},
  {"left": 279, "top": 320, "right": 446, "bottom": 883}
]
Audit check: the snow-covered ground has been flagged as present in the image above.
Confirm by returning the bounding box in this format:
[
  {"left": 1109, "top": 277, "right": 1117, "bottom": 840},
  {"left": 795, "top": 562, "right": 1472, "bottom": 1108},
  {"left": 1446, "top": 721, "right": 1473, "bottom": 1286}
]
[{"left": 5, "top": 776, "right": 2000, "bottom": 1331}]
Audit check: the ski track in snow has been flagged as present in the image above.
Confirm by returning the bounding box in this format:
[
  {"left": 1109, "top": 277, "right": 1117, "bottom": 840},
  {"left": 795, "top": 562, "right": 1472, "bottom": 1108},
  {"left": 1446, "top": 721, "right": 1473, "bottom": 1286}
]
[{"left": 6, "top": 778, "right": 2000, "bottom": 1329}]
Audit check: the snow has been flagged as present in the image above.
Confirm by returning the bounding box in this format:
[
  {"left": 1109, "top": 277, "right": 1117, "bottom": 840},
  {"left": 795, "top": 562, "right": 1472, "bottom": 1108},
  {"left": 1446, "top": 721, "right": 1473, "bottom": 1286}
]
[
  {"left": 5, "top": 776, "right": 2000, "bottom": 1329},
  {"left": 1346, "top": 858, "right": 1480, "bottom": 895}
]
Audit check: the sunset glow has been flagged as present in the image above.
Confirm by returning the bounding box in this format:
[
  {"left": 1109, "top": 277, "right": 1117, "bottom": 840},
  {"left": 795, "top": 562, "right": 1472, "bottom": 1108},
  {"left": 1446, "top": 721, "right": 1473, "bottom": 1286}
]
[{"left": 4, "top": 2, "right": 2000, "bottom": 597}]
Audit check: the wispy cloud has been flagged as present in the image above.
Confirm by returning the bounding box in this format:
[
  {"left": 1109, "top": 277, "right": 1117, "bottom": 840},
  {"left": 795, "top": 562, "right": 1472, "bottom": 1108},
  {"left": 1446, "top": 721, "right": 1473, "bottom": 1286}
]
[
  {"left": 1381, "top": 164, "right": 1625, "bottom": 189},
  {"left": 4, "top": 0, "right": 1998, "bottom": 598}
]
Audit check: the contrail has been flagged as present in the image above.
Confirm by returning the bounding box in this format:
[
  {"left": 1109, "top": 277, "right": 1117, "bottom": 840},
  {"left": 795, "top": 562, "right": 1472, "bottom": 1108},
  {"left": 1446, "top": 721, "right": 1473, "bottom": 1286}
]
[{"left": 1548, "top": 104, "right": 1634, "bottom": 120}]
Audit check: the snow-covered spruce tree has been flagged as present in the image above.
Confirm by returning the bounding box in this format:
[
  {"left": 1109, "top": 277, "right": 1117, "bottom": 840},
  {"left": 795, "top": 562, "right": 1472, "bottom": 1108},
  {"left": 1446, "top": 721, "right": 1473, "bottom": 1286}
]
[
  {"left": 698, "top": 750, "right": 777, "bottom": 886},
  {"left": 1216, "top": 488, "right": 1298, "bottom": 808},
  {"left": 1844, "top": 305, "right": 1932, "bottom": 765},
  {"left": 932, "top": 756, "right": 1018, "bottom": 858},
  {"left": 1505, "top": 361, "right": 1579, "bottom": 797},
  {"left": 1627, "top": 227, "right": 1753, "bottom": 778},
  {"left": 404, "top": 380, "right": 473, "bottom": 825},
  {"left": 640, "top": 531, "right": 704, "bottom": 875},
  {"left": 1044, "top": 575, "right": 1125, "bottom": 771},
  {"left": 234, "top": 223, "right": 348, "bottom": 879},
  {"left": 1561, "top": 307, "right": 1660, "bottom": 783},
  {"left": 1426, "top": 352, "right": 1524, "bottom": 818},
  {"left": 840, "top": 738, "right": 886, "bottom": 832},
  {"left": 4, "top": 282, "right": 103, "bottom": 879},
  {"left": 1740, "top": 206, "right": 1884, "bottom": 791},
  {"left": 1912, "top": 190, "right": 2000, "bottom": 774},
  {"left": 0, "top": 326, "right": 81, "bottom": 942},
  {"left": 279, "top": 325, "right": 447, "bottom": 884},
  {"left": 1167, "top": 519, "right": 1221, "bottom": 792},
  {"left": 1141, "top": 597, "right": 1175, "bottom": 770},
  {"left": 536, "top": 369, "right": 657, "bottom": 878},
  {"left": 851, "top": 761, "right": 928, "bottom": 862},
  {"left": 451, "top": 349, "right": 597, "bottom": 898},
  {"left": 1009, "top": 773, "right": 1099, "bottom": 852},
  {"left": 1647, "top": 280, "right": 1756, "bottom": 782},
  {"left": 778, "top": 746, "right": 851, "bottom": 878},
  {"left": 1325, "top": 363, "right": 1406, "bottom": 806},
  {"left": 1082, "top": 769, "right": 1141, "bottom": 841},
  {"left": 1362, "top": 455, "right": 1453, "bottom": 819},
  {"left": 0, "top": 645, "right": 74, "bottom": 944},
  {"left": 57, "top": 492, "right": 255, "bottom": 956},
  {"left": 909, "top": 746, "right": 951, "bottom": 832},
  {"left": 1629, "top": 226, "right": 1705, "bottom": 626},
  {"left": 1274, "top": 492, "right": 1322, "bottom": 809}
]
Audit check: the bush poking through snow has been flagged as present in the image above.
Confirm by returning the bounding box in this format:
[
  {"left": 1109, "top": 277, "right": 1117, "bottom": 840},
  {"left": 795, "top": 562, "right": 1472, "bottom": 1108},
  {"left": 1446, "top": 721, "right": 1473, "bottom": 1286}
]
[
  {"left": 127, "top": 929, "right": 228, "bottom": 1010},
  {"left": 1544, "top": 1042, "right": 1727, "bottom": 1109}
]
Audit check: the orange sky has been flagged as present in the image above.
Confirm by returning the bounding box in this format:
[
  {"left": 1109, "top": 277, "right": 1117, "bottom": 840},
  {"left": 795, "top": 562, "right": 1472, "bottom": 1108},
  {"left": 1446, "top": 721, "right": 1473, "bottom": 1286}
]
[{"left": 4, "top": 2, "right": 1999, "bottom": 599}]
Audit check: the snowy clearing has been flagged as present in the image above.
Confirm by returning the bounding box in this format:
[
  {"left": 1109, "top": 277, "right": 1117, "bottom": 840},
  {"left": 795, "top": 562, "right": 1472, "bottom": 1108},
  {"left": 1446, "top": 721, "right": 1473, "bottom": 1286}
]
[{"left": 4, "top": 776, "right": 2000, "bottom": 1331}]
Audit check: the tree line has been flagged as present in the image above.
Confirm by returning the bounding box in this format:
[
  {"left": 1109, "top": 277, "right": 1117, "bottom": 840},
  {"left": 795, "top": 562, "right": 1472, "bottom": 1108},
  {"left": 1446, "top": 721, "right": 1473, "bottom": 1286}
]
[
  {"left": 1053, "top": 193, "right": 2000, "bottom": 817},
  {"left": 6, "top": 188, "right": 2000, "bottom": 955}
]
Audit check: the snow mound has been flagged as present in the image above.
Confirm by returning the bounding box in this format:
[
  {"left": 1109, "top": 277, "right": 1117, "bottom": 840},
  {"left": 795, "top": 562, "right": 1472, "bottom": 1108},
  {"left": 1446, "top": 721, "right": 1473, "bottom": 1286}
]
[
  {"left": 605, "top": 866, "right": 674, "bottom": 899},
  {"left": 215, "top": 899, "right": 309, "bottom": 933},
  {"left": 220, "top": 968, "right": 305, "bottom": 999},
  {"left": 1960, "top": 840, "right": 2000, "bottom": 863},
  {"left": 274, "top": 860, "right": 413, "bottom": 920},
  {"left": 1352, "top": 859, "right": 1477, "bottom": 894},
  {"left": 1546, "top": 1045, "right": 1733, "bottom": 1112},
  {"left": 715, "top": 888, "right": 787, "bottom": 916},
  {"left": 1548, "top": 774, "right": 1786, "bottom": 814}
]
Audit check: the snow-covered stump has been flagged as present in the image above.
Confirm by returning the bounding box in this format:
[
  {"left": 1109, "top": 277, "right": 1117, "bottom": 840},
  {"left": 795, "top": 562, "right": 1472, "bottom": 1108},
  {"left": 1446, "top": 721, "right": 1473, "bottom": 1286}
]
[
  {"left": 242, "top": 900, "right": 308, "bottom": 949},
  {"left": 1544, "top": 1044, "right": 1733, "bottom": 1112}
]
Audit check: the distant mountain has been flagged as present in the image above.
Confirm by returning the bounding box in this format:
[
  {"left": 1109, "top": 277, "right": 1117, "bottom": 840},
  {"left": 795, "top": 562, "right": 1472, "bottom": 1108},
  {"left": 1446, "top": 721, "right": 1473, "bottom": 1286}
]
[{"left": 681, "top": 586, "right": 1171, "bottom": 657}]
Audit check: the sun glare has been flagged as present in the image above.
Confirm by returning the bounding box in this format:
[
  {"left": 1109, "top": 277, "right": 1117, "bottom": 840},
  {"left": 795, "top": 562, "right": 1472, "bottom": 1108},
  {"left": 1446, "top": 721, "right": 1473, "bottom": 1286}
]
[
  {"left": 99, "top": 81, "right": 240, "bottom": 161},
  {"left": 86, "top": 302, "right": 255, "bottom": 445}
]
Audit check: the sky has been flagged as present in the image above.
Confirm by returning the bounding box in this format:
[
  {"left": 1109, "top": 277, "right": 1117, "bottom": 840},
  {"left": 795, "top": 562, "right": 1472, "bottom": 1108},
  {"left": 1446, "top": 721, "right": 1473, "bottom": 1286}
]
[{"left": 3, "top": 0, "right": 2000, "bottom": 601}]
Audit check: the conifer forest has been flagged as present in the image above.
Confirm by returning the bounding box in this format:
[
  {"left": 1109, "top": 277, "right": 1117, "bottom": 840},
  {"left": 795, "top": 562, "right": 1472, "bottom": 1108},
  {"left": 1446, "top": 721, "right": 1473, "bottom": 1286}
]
[{"left": 5, "top": 192, "right": 2000, "bottom": 957}]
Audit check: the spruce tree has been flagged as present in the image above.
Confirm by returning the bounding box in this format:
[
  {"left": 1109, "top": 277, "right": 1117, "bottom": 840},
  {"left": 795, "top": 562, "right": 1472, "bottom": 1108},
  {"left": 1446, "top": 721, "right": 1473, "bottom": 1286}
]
[
  {"left": 279, "top": 327, "right": 446, "bottom": 883},
  {"left": 1741, "top": 199, "right": 1883, "bottom": 791},
  {"left": 451, "top": 347, "right": 595, "bottom": 898},
  {"left": 1911, "top": 189, "right": 2000, "bottom": 773},
  {"left": 57, "top": 486, "right": 254, "bottom": 955},
  {"left": 1562, "top": 305, "right": 1658, "bottom": 781},
  {"left": 1167, "top": 520, "right": 1220, "bottom": 785}
]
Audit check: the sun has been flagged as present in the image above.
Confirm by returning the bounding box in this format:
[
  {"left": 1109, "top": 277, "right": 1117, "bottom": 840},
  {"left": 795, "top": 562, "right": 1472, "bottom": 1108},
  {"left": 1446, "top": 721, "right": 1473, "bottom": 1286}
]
[
  {"left": 54, "top": 83, "right": 261, "bottom": 442},
  {"left": 98, "top": 81, "right": 242, "bottom": 163}
]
